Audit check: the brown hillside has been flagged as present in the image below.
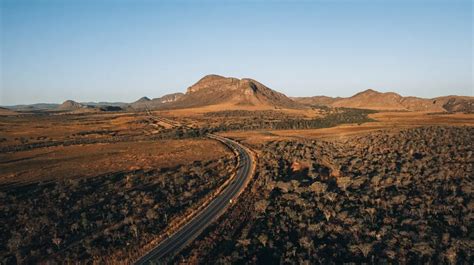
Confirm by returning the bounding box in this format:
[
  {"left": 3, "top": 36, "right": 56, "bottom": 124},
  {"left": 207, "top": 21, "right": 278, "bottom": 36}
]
[
  {"left": 433, "top": 96, "right": 474, "bottom": 113},
  {"left": 157, "top": 93, "right": 184, "bottom": 103},
  {"left": 57, "top": 100, "right": 85, "bottom": 110}
]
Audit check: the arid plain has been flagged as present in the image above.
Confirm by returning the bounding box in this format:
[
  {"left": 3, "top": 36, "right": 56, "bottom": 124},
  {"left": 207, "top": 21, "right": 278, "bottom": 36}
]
[{"left": 1, "top": 75, "right": 473, "bottom": 264}]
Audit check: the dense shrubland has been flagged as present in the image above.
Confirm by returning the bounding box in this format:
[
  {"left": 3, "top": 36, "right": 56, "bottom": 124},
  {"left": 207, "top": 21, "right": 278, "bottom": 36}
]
[
  {"left": 178, "top": 126, "right": 473, "bottom": 264},
  {"left": 0, "top": 158, "right": 234, "bottom": 264}
]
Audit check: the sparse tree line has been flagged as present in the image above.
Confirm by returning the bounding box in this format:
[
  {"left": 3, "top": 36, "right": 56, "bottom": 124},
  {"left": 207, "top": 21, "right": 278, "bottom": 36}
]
[
  {"left": 0, "top": 135, "right": 134, "bottom": 153},
  {"left": 176, "top": 126, "right": 473, "bottom": 264},
  {"left": 0, "top": 158, "right": 234, "bottom": 264},
  {"left": 72, "top": 130, "right": 119, "bottom": 136},
  {"left": 205, "top": 108, "right": 376, "bottom": 132},
  {"left": 204, "top": 110, "right": 298, "bottom": 119}
]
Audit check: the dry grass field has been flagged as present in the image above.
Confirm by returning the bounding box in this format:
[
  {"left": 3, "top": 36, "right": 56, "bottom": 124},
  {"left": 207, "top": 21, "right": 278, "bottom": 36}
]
[
  {"left": 0, "top": 105, "right": 472, "bottom": 263},
  {"left": 0, "top": 139, "right": 229, "bottom": 183},
  {"left": 0, "top": 111, "right": 232, "bottom": 181},
  {"left": 0, "top": 110, "right": 238, "bottom": 263}
]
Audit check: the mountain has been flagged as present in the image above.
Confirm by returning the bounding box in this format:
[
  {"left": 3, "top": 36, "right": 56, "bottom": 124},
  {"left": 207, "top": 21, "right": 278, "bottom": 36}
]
[
  {"left": 6, "top": 77, "right": 470, "bottom": 113},
  {"left": 433, "top": 96, "right": 474, "bottom": 113},
  {"left": 80, "top": 101, "right": 128, "bottom": 107},
  {"left": 57, "top": 100, "right": 86, "bottom": 110},
  {"left": 156, "top": 93, "right": 184, "bottom": 103},
  {"left": 4, "top": 103, "right": 59, "bottom": 111},
  {"left": 290, "top": 96, "right": 340, "bottom": 106},
  {"left": 57, "top": 100, "right": 124, "bottom": 112},
  {"left": 4, "top": 101, "right": 127, "bottom": 112},
  {"left": 136, "top": 97, "right": 151, "bottom": 103},
  {"left": 128, "top": 97, "right": 151, "bottom": 110},
  {"left": 330, "top": 89, "right": 441, "bottom": 111},
  {"left": 293, "top": 89, "right": 473, "bottom": 112},
  {"left": 129, "top": 75, "right": 301, "bottom": 111},
  {"left": 164, "top": 75, "right": 301, "bottom": 109},
  {"left": 129, "top": 93, "right": 184, "bottom": 110}
]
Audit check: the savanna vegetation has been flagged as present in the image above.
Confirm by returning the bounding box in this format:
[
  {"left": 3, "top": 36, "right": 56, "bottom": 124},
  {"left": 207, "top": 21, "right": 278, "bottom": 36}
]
[
  {"left": 178, "top": 126, "right": 473, "bottom": 264},
  {"left": 0, "top": 157, "right": 234, "bottom": 264}
]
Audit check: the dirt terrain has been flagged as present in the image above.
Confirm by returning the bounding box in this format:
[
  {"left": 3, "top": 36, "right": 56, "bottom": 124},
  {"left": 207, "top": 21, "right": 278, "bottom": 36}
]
[
  {"left": 0, "top": 110, "right": 233, "bottom": 184},
  {"left": 1, "top": 77, "right": 473, "bottom": 264}
]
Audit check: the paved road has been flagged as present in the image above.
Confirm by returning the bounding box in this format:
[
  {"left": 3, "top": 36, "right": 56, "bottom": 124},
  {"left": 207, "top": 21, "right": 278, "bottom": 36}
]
[{"left": 135, "top": 134, "right": 254, "bottom": 264}]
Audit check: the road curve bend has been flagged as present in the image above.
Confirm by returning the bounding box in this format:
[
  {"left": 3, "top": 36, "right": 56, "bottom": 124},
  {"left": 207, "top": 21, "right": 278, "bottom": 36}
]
[{"left": 134, "top": 134, "right": 254, "bottom": 264}]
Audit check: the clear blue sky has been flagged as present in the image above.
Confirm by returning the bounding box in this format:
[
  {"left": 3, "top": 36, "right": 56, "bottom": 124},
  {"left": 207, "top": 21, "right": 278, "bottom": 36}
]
[{"left": 1, "top": 0, "right": 472, "bottom": 105}]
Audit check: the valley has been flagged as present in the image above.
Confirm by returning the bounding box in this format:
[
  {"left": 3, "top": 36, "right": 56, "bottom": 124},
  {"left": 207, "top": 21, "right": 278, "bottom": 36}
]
[{"left": 2, "top": 0, "right": 472, "bottom": 263}]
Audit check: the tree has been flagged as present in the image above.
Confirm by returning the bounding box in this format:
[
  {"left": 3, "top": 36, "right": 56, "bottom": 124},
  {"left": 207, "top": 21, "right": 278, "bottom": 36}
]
[
  {"left": 309, "top": 181, "right": 327, "bottom": 195},
  {"left": 336, "top": 177, "right": 352, "bottom": 191}
]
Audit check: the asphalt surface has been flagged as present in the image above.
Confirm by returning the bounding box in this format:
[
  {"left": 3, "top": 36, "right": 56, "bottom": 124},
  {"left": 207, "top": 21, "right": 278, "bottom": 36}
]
[{"left": 135, "top": 134, "right": 253, "bottom": 264}]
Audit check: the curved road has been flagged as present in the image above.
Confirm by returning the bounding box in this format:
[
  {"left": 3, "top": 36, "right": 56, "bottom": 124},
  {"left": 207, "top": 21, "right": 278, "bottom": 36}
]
[{"left": 135, "top": 134, "right": 254, "bottom": 264}]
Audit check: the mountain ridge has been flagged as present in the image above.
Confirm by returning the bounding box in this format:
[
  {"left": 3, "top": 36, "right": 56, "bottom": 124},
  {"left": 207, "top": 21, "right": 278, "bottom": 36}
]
[
  {"left": 3, "top": 75, "right": 472, "bottom": 113},
  {"left": 293, "top": 89, "right": 473, "bottom": 112}
]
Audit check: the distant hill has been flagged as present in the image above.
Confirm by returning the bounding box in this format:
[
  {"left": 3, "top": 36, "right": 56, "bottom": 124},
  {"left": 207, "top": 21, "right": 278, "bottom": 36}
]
[
  {"left": 136, "top": 97, "right": 152, "bottom": 103},
  {"left": 4, "top": 103, "right": 59, "bottom": 111},
  {"left": 80, "top": 101, "right": 128, "bottom": 107},
  {"left": 433, "top": 96, "right": 474, "bottom": 113},
  {"left": 157, "top": 93, "right": 184, "bottom": 103},
  {"left": 0, "top": 107, "right": 18, "bottom": 116},
  {"left": 57, "top": 100, "right": 86, "bottom": 110},
  {"left": 290, "top": 96, "right": 340, "bottom": 106},
  {"left": 330, "top": 89, "right": 443, "bottom": 111},
  {"left": 55, "top": 100, "right": 124, "bottom": 112},
  {"left": 129, "top": 93, "right": 184, "bottom": 110},
  {"left": 3, "top": 101, "right": 126, "bottom": 112},
  {"left": 293, "top": 89, "right": 474, "bottom": 112}
]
